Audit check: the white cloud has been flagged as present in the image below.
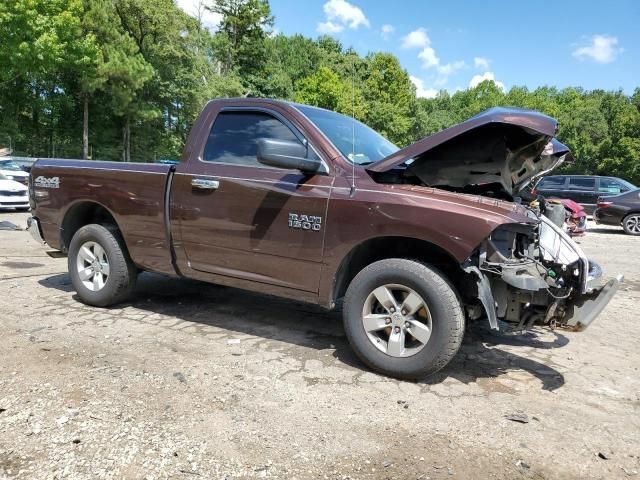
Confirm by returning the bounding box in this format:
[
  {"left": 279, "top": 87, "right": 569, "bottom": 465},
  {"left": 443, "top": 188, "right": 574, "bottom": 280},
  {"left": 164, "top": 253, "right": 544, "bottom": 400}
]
[
  {"left": 401, "top": 28, "right": 430, "bottom": 49},
  {"left": 381, "top": 24, "right": 395, "bottom": 40},
  {"left": 402, "top": 27, "right": 465, "bottom": 85},
  {"left": 418, "top": 46, "right": 439, "bottom": 68},
  {"left": 433, "top": 60, "right": 465, "bottom": 86},
  {"left": 474, "top": 56, "right": 490, "bottom": 69},
  {"left": 175, "top": 0, "right": 222, "bottom": 31},
  {"left": 410, "top": 76, "right": 438, "bottom": 99},
  {"left": 437, "top": 60, "right": 465, "bottom": 77},
  {"left": 469, "top": 71, "right": 505, "bottom": 91},
  {"left": 317, "top": 21, "right": 344, "bottom": 34},
  {"left": 316, "top": 0, "right": 369, "bottom": 34},
  {"left": 572, "top": 34, "right": 622, "bottom": 63}
]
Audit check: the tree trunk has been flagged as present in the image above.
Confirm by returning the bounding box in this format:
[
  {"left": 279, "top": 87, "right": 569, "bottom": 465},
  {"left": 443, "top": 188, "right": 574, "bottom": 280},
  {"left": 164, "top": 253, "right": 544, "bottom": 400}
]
[
  {"left": 82, "top": 94, "right": 89, "bottom": 159},
  {"left": 122, "top": 119, "right": 127, "bottom": 162},
  {"left": 122, "top": 116, "right": 131, "bottom": 162},
  {"left": 126, "top": 117, "right": 131, "bottom": 162}
]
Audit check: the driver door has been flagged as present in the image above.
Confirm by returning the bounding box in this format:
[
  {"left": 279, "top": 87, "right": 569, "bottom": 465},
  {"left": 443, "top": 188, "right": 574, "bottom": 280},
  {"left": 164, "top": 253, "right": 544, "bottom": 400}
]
[{"left": 172, "top": 108, "right": 333, "bottom": 293}]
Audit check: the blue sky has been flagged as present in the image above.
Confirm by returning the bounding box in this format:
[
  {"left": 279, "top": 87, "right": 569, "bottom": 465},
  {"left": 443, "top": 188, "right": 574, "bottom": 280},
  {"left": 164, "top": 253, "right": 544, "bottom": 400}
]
[
  {"left": 266, "top": 0, "right": 639, "bottom": 97},
  {"left": 174, "top": 0, "right": 639, "bottom": 97}
]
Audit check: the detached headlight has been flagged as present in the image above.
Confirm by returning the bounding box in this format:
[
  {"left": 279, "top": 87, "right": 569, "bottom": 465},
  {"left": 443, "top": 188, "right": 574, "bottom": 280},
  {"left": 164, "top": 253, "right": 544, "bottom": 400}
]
[{"left": 537, "top": 215, "right": 590, "bottom": 293}]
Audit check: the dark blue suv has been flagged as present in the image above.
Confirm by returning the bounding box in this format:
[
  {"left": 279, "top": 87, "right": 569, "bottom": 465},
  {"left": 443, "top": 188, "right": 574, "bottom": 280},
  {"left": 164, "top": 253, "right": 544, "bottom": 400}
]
[{"left": 532, "top": 175, "right": 636, "bottom": 214}]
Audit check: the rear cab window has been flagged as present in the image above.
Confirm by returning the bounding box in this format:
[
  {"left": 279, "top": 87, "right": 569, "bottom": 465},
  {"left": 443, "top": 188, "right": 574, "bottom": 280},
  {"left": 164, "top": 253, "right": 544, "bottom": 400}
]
[{"left": 202, "top": 111, "right": 302, "bottom": 167}]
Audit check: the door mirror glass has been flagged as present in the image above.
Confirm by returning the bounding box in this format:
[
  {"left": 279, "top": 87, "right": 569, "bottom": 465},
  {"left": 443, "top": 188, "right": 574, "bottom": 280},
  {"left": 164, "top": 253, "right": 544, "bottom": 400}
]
[{"left": 257, "top": 138, "right": 322, "bottom": 173}]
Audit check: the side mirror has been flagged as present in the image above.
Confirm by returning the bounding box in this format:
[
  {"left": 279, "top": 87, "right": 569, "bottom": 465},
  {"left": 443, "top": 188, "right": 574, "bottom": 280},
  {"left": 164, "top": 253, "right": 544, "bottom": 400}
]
[{"left": 257, "top": 138, "right": 322, "bottom": 173}]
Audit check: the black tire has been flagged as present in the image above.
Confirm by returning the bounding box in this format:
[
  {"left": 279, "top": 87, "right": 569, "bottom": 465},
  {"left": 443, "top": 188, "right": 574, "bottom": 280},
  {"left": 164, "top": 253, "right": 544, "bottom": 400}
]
[
  {"left": 622, "top": 213, "right": 640, "bottom": 235},
  {"left": 343, "top": 258, "right": 465, "bottom": 380},
  {"left": 68, "top": 223, "right": 137, "bottom": 307}
]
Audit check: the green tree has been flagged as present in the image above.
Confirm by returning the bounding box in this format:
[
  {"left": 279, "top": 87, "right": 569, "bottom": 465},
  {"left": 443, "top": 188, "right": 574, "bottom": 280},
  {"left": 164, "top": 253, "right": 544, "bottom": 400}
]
[
  {"left": 208, "top": 0, "right": 273, "bottom": 94},
  {"left": 0, "top": 0, "right": 99, "bottom": 157},
  {"left": 0, "top": 1, "right": 638, "bottom": 182},
  {"left": 362, "top": 53, "right": 416, "bottom": 146},
  {"left": 294, "top": 66, "right": 366, "bottom": 119},
  {"left": 263, "top": 34, "right": 323, "bottom": 99}
]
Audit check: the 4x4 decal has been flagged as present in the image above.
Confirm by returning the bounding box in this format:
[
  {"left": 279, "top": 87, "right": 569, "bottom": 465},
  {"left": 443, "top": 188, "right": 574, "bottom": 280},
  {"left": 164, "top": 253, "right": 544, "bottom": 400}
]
[{"left": 33, "top": 176, "right": 60, "bottom": 188}]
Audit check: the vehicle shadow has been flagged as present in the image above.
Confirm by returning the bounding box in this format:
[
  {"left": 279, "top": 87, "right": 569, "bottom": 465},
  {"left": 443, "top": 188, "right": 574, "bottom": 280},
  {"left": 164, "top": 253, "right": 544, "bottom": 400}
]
[
  {"left": 586, "top": 227, "right": 625, "bottom": 235},
  {"left": 417, "top": 327, "right": 567, "bottom": 391},
  {"left": 38, "top": 272, "right": 566, "bottom": 391}
]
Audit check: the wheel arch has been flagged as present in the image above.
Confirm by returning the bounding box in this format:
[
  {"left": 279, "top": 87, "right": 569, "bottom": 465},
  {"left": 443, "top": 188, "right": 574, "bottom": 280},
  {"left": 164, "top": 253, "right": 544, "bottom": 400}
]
[
  {"left": 60, "top": 201, "right": 122, "bottom": 253},
  {"left": 329, "top": 235, "right": 470, "bottom": 307}
]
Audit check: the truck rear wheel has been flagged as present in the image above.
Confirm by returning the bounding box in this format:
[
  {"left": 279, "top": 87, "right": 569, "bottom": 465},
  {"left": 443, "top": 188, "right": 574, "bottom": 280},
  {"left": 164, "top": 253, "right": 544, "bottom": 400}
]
[
  {"left": 343, "top": 258, "right": 464, "bottom": 380},
  {"left": 68, "top": 224, "right": 137, "bottom": 307}
]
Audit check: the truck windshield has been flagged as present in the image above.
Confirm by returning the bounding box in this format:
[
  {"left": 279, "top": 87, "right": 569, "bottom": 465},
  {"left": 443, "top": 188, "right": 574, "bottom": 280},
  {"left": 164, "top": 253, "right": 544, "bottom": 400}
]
[{"left": 296, "top": 105, "right": 399, "bottom": 165}]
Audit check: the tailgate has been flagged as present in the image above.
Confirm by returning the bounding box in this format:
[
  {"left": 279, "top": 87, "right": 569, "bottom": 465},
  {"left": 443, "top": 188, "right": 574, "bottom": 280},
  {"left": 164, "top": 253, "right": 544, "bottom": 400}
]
[{"left": 30, "top": 159, "right": 174, "bottom": 274}]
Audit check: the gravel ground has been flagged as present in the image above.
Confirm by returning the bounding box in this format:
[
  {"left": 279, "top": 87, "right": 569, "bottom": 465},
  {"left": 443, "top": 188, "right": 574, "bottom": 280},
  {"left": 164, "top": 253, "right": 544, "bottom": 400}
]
[{"left": 0, "top": 211, "right": 639, "bottom": 479}]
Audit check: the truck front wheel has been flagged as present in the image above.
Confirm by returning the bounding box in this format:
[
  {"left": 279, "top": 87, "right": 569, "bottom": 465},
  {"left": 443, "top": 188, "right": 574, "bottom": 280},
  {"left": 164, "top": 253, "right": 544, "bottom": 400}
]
[
  {"left": 343, "top": 259, "right": 465, "bottom": 380},
  {"left": 68, "top": 224, "right": 137, "bottom": 307}
]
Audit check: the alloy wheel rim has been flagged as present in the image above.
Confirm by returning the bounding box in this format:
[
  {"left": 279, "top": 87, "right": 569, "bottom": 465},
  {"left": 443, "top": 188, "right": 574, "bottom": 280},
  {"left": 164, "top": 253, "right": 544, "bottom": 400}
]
[
  {"left": 626, "top": 215, "right": 640, "bottom": 234},
  {"left": 76, "top": 241, "right": 110, "bottom": 291},
  {"left": 361, "top": 284, "right": 432, "bottom": 358}
]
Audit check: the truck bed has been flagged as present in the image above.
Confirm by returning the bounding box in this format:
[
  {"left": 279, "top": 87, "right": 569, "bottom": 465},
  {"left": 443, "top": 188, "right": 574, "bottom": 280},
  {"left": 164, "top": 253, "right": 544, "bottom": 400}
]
[{"left": 30, "top": 159, "right": 175, "bottom": 274}]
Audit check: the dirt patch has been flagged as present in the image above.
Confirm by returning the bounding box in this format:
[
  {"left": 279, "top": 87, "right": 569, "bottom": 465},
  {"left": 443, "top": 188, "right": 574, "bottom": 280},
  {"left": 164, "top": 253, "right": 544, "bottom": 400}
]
[
  {"left": 620, "top": 278, "right": 640, "bottom": 292},
  {"left": 0, "top": 211, "right": 639, "bottom": 479}
]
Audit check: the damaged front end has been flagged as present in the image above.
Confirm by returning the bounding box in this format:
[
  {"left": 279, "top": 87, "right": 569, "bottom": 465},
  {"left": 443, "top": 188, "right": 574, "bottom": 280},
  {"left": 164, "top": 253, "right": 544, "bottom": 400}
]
[
  {"left": 464, "top": 214, "right": 622, "bottom": 332},
  {"left": 365, "top": 106, "right": 622, "bottom": 331}
]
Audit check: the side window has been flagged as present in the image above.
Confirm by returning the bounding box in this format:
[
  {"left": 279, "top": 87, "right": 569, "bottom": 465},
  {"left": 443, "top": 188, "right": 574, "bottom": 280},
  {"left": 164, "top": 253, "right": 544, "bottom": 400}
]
[
  {"left": 538, "top": 176, "right": 565, "bottom": 189},
  {"left": 599, "top": 178, "right": 624, "bottom": 194},
  {"left": 568, "top": 177, "right": 595, "bottom": 190},
  {"left": 203, "top": 111, "right": 301, "bottom": 166}
]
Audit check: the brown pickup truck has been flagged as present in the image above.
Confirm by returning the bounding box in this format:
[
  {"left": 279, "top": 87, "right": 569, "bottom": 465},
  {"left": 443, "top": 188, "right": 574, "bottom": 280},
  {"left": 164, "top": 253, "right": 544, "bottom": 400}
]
[{"left": 27, "top": 98, "right": 622, "bottom": 379}]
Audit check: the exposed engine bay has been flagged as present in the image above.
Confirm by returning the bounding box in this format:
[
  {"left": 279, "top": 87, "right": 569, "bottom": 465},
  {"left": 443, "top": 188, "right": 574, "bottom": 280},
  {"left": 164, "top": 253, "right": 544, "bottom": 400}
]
[
  {"left": 365, "top": 108, "right": 622, "bottom": 332},
  {"left": 463, "top": 214, "right": 595, "bottom": 332},
  {"left": 370, "top": 167, "right": 620, "bottom": 332},
  {"left": 371, "top": 163, "right": 620, "bottom": 330}
]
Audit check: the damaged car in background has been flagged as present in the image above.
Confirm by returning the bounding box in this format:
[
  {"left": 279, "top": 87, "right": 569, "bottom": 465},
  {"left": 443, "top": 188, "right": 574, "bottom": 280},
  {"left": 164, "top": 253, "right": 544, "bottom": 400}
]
[
  {"left": 28, "top": 100, "right": 622, "bottom": 380},
  {"left": 529, "top": 197, "right": 587, "bottom": 237}
]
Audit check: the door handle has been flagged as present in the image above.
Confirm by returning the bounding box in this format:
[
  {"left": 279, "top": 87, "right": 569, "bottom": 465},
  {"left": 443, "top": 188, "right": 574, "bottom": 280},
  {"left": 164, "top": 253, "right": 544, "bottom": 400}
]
[{"left": 191, "top": 178, "right": 220, "bottom": 190}]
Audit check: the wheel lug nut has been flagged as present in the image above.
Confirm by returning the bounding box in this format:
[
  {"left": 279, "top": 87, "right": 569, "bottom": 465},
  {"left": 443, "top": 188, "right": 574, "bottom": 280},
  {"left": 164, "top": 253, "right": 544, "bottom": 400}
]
[
  {"left": 401, "top": 309, "right": 407, "bottom": 315},
  {"left": 394, "top": 326, "right": 400, "bottom": 333},
  {"left": 405, "top": 321, "right": 410, "bottom": 328},
  {"left": 389, "top": 307, "right": 395, "bottom": 313},
  {"left": 385, "top": 318, "right": 391, "bottom": 325}
]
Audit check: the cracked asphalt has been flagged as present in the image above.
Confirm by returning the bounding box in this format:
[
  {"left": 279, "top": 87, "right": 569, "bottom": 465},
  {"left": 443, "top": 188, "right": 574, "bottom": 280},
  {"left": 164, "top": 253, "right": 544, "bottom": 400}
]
[{"left": 0, "top": 211, "right": 639, "bottom": 479}]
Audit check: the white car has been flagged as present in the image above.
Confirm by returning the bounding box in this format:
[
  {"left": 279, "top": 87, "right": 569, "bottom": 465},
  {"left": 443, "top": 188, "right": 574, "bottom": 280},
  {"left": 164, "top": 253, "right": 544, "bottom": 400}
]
[
  {"left": 0, "top": 173, "right": 29, "bottom": 210},
  {"left": 0, "top": 159, "right": 29, "bottom": 185}
]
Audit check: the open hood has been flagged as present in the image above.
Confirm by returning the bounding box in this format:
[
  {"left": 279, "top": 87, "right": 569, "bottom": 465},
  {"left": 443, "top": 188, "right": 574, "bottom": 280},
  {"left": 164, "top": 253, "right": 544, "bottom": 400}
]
[{"left": 366, "top": 107, "right": 572, "bottom": 196}]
